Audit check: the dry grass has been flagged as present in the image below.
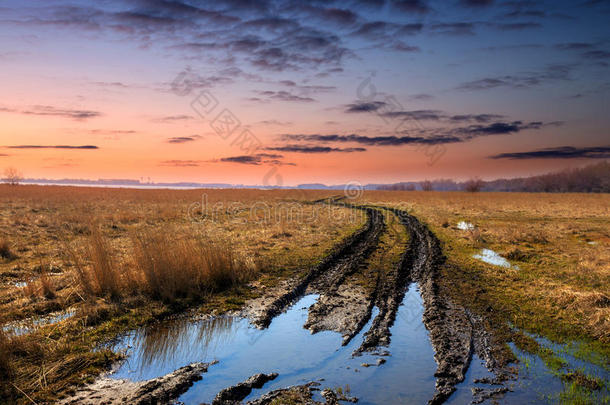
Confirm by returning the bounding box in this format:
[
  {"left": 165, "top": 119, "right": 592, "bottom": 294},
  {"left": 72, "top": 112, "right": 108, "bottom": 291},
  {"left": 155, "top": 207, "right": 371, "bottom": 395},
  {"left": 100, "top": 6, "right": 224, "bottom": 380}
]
[
  {"left": 131, "top": 228, "right": 256, "bottom": 302},
  {"left": 0, "top": 185, "right": 361, "bottom": 403},
  {"left": 0, "top": 238, "right": 15, "bottom": 260},
  {"left": 360, "top": 191, "right": 610, "bottom": 345}
]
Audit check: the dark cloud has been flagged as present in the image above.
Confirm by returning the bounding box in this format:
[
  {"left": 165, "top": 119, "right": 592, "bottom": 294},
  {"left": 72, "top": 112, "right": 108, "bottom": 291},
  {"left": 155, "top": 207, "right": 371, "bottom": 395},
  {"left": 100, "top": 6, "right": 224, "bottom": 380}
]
[
  {"left": 430, "top": 22, "right": 476, "bottom": 36},
  {"left": 453, "top": 121, "right": 542, "bottom": 137},
  {"left": 159, "top": 160, "right": 202, "bottom": 167},
  {"left": 390, "top": 0, "right": 430, "bottom": 14},
  {"left": 449, "top": 114, "right": 504, "bottom": 123},
  {"left": 490, "top": 146, "right": 610, "bottom": 160},
  {"left": 582, "top": 50, "right": 610, "bottom": 59},
  {"left": 265, "top": 145, "right": 366, "bottom": 153},
  {"left": 254, "top": 90, "right": 315, "bottom": 102},
  {"left": 167, "top": 135, "right": 202, "bottom": 143},
  {"left": 382, "top": 109, "right": 445, "bottom": 121},
  {"left": 457, "top": 64, "right": 572, "bottom": 90},
  {"left": 345, "top": 101, "right": 387, "bottom": 113},
  {"left": 219, "top": 152, "right": 293, "bottom": 165},
  {"left": 0, "top": 154, "right": 10, "bottom": 157},
  {"left": 281, "top": 133, "right": 460, "bottom": 146},
  {"left": 6, "top": 145, "right": 99, "bottom": 149},
  {"left": 345, "top": 104, "right": 511, "bottom": 124},
  {"left": 17, "top": 105, "right": 102, "bottom": 120}
]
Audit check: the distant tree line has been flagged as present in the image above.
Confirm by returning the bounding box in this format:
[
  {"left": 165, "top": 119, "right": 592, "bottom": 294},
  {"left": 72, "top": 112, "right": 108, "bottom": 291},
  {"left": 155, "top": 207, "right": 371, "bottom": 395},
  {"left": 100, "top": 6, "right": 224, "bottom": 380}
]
[{"left": 377, "top": 161, "right": 610, "bottom": 193}]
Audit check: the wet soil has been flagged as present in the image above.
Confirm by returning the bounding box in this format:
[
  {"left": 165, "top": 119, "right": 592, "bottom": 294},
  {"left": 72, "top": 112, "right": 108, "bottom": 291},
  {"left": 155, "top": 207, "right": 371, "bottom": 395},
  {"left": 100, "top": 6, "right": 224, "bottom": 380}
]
[{"left": 63, "top": 199, "right": 511, "bottom": 404}]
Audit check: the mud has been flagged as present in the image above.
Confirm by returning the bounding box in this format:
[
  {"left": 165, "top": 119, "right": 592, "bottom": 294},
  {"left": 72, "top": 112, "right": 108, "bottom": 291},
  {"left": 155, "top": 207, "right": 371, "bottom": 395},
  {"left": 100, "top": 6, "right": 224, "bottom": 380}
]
[
  {"left": 59, "top": 361, "right": 217, "bottom": 405},
  {"left": 212, "top": 373, "right": 278, "bottom": 404},
  {"left": 244, "top": 202, "right": 509, "bottom": 404},
  {"left": 63, "top": 200, "right": 509, "bottom": 404}
]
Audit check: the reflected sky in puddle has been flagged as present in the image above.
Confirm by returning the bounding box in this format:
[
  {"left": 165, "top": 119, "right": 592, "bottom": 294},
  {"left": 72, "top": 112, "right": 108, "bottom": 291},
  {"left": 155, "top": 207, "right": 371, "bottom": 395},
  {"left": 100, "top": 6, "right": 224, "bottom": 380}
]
[
  {"left": 109, "top": 285, "right": 438, "bottom": 404},
  {"left": 473, "top": 248, "right": 519, "bottom": 269},
  {"left": 2, "top": 310, "right": 75, "bottom": 336}
]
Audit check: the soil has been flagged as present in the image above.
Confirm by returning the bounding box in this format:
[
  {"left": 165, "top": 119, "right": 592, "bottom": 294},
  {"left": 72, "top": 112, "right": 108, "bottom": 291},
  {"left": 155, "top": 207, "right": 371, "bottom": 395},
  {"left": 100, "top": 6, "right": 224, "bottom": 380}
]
[
  {"left": 62, "top": 200, "right": 511, "bottom": 404},
  {"left": 59, "top": 361, "right": 217, "bottom": 405}
]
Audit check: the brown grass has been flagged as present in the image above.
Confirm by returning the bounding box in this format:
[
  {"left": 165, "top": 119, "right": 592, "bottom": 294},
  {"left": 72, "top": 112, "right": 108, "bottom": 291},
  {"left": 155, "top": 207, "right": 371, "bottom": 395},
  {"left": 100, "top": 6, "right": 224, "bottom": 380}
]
[
  {"left": 360, "top": 191, "right": 610, "bottom": 344},
  {"left": 131, "top": 228, "right": 257, "bottom": 302},
  {"left": 0, "top": 238, "right": 15, "bottom": 260}
]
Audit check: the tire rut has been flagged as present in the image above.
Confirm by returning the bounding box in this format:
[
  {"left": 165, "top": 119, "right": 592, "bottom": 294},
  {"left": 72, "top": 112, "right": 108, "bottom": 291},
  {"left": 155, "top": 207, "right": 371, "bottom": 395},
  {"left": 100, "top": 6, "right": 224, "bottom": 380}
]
[{"left": 246, "top": 201, "right": 507, "bottom": 404}]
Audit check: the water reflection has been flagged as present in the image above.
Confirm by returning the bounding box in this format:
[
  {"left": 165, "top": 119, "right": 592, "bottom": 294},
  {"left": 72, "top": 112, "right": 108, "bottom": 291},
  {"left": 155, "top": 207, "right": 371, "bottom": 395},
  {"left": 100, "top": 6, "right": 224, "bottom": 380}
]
[{"left": 116, "top": 316, "right": 240, "bottom": 379}]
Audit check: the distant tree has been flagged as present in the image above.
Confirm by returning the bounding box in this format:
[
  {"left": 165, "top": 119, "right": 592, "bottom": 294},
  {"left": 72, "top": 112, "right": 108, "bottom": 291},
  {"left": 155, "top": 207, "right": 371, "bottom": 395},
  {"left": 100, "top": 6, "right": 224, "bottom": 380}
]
[
  {"left": 406, "top": 183, "right": 416, "bottom": 191},
  {"left": 3, "top": 167, "right": 23, "bottom": 186},
  {"left": 464, "top": 177, "right": 484, "bottom": 192},
  {"left": 420, "top": 180, "right": 433, "bottom": 191}
]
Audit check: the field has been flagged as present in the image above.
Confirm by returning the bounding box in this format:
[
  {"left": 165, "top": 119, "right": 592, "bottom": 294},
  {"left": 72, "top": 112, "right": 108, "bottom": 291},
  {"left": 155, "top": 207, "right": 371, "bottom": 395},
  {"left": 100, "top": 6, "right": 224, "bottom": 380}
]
[{"left": 0, "top": 185, "right": 608, "bottom": 404}]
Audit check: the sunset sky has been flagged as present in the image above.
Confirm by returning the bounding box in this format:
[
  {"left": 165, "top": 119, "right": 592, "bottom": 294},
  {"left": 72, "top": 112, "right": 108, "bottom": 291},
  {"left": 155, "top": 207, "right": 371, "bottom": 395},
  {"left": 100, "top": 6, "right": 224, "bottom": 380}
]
[{"left": 1, "top": 0, "right": 609, "bottom": 186}]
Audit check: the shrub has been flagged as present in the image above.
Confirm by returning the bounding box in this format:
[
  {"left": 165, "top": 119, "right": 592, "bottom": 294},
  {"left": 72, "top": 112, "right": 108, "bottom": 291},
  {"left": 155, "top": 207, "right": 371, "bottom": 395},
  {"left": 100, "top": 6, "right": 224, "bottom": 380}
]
[
  {"left": 464, "top": 178, "right": 484, "bottom": 192},
  {"left": 0, "top": 239, "right": 15, "bottom": 260},
  {"left": 131, "top": 228, "right": 256, "bottom": 303}
]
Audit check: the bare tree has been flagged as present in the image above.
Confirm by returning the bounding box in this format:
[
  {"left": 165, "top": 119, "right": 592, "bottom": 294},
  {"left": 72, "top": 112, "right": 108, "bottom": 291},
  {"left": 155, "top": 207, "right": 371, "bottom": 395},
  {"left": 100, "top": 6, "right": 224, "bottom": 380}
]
[
  {"left": 3, "top": 167, "right": 23, "bottom": 186},
  {"left": 420, "top": 180, "right": 433, "bottom": 191},
  {"left": 464, "top": 177, "right": 484, "bottom": 192}
]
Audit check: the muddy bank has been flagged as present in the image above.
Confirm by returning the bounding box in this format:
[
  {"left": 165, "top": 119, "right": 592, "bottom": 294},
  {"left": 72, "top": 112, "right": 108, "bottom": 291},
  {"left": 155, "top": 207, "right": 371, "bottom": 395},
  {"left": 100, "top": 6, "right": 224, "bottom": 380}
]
[
  {"left": 245, "top": 203, "right": 384, "bottom": 337},
  {"left": 212, "top": 373, "right": 278, "bottom": 404},
  {"left": 245, "top": 202, "right": 509, "bottom": 404},
  {"left": 59, "top": 361, "right": 217, "bottom": 405}
]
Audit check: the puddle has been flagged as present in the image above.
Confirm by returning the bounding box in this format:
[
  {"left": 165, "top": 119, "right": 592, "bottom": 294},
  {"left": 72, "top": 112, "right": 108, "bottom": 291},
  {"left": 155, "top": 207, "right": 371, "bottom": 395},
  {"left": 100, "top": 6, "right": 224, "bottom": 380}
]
[
  {"left": 2, "top": 310, "right": 75, "bottom": 336},
  {"left": 107, "top": 285, "right": 439, "bottom": 404},
  {"left": 14, "top": 281, "right": 27, "bottom": 288},
  {"left": 473, "top": 249, "right": 519, "bottom": 269},
  {"left": 505, "top": 332, "right": 609, "bottom": 403},
  {"left": 457, "top": 221, "right": 475, "bottom": 230}
]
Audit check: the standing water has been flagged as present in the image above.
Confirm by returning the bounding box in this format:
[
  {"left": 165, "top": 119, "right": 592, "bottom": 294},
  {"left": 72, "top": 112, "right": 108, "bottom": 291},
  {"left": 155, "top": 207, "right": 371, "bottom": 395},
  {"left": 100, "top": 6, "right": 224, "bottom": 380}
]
[{"left": 107, "top": 285, "right": 438, "bottom": 404}]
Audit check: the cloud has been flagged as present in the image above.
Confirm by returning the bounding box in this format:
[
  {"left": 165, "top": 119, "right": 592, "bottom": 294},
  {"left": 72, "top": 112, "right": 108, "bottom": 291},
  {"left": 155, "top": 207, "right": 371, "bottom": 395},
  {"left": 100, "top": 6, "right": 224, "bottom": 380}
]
[
  {"left": 382, "top": 109, "right": 446, "bottom": 121},
  {"left": 460, "top": 0, "right": 493, "bottom": 6},
  {"left": 256, "top": 119, "right": 292, "bottom": 126},
  {"left": 430, "top": 22, "right": 476, "bottom": 36},
  {"left": 5, "top": 145, "right": 98, "bottom": 149},
  {"left": 453, "top": 121, "right": 542, "bottom": 137},
  {"left": 219, "top": 152, "right": 294, "bottom": 165},
  {"left": 457, "top": 64, "right": 572, "bottom": 90},
  {"left": 0, "top": 153, "right": 10, "bottom": 157},
  {"left": 345, "top": 101, "right": 387, "bottom": 113},
  {"left": 167, "top": 135, "right": 202, "bottom": 143},
  {"left": 155, "top": 114, "right": 194, "bottom": 122},
  {"left": 265, "top": 145, "right": 366, "bottom": 153},
  {"left": 582, "top": 50, "right": 610, "bottom": 60},
  {"left": 494, "top": 22, "right": 541, "bottom": 31},
  {"left": 490, "top": 146, "right": 610, "bottom": 159},
  {"left": 253, "top": 90, "right": 315, "bottom": 102},
  {"left": 159, "top": 160, "right": 202, "bottom": 167},
  {"left": 390, "top": 0, "right": 430, "bottom": 14},
  {"left": 449, "top": 114, "right": 504, "bottom": 123},
  {"left": 410, "top": 93, "right": 434, "bottom": 101},
  {"left": 282, "top": 133, "right": 460, "bottom": 146},
  {"left": 0, "top": 105, "right": 102, "bottom": 120}
]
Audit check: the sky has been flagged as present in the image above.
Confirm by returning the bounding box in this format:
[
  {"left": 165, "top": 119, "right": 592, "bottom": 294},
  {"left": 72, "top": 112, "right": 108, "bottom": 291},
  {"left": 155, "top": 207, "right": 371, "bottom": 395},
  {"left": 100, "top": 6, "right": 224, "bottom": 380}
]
[{"left": 0, "top": 0, "right": 609, "bottom": 186}]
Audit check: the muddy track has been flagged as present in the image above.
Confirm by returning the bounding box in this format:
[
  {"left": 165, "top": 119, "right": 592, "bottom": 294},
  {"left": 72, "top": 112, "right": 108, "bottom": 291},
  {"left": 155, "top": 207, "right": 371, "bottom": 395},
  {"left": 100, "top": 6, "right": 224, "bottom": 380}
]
[
  {"left": 247, "top": 202, "right": 385, "bottom": 332},
  {"left": 65, "top": 199, "right": 506, "bottom": 405},
  {"left": 247, "top": 201, "right": 506, "bottom": 404}
]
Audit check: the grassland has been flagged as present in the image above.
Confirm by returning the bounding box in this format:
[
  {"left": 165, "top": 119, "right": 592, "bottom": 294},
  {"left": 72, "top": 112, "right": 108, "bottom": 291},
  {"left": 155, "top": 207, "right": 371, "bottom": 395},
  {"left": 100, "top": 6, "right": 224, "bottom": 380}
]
[
  {"left": 360, "top": 191, "right": 609, "bottom": 394},
  {"left": 0, "top": 186, "right": 608, "bottom": 403},
  {"left": 0, "top": 185, "right": 361, "bottom": 403}
]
